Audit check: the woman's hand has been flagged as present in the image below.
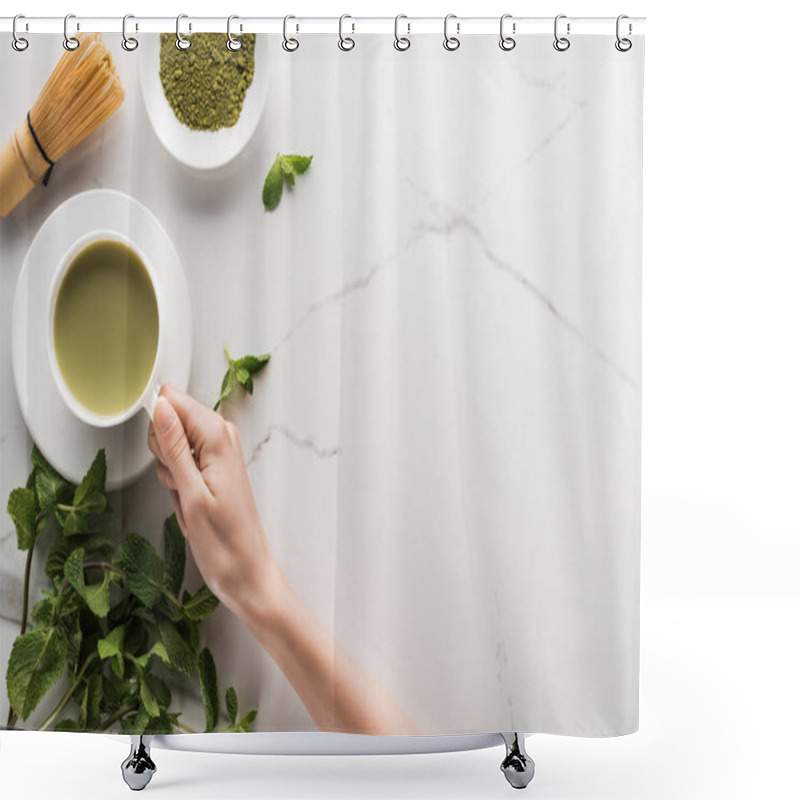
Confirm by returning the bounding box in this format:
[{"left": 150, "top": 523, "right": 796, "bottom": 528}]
[{"left": 148, "top": 384, "right": 277, "bottom": 622}]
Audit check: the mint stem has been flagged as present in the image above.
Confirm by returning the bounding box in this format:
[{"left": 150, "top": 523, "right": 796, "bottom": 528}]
[
  {"left": 37, "top": 651, "right": 100, "bottom": 731},
  {"left": 94, "top": 701, "right": 137, "bottom": 732}
]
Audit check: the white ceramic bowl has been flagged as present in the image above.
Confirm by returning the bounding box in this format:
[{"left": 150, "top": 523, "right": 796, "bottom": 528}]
[{"left": 138, "top": 33, "right": 268, "bottom": 170}]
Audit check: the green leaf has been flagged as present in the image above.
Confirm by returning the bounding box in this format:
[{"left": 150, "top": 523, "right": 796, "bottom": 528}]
[
  {"left": 262, "top": 156, "right": 284, "bottom": 211},
  {"left": 214, "top": 367, "right": 237, "bottom": 411},
  {"left": 33, "top": 457, "right": 72, "bottom": 514},
  {"left": 237, "top": 708, "right": 257, "bottom": 732},
  {"left": 73, "top": 450, "right": 106, "bottom": 513},
  {"left": 283, "top": 170, "right": 296, "bottom": 187},
  {"left": 31, "top": 594, "right": 56, "bottom": 628},
  {"left": 133, "top": 641, "right": 169, "bottom": 670},
  {"left": 235, "top": 354, "right": 270, "bottom": 374},
  {"left": 225, "top": 686, "right": 238, "bottom": 723},
  {"left": 6, "top": 626, "right": 68, "bottom": 720},
  {"left": 7, "top": 488, "right": 38, "bottom": 551},
  {"left": 45, "top": 535, "right": 116, "bottom": 585},
  {"left": 120, "top": 705, "right": 150, "bottom": 736},
  {"left": 120, "top": 534, "right": 165, "bottom": 609},
  {"left": 97, "top": 625, "right": 125, "bottom": 660},
  {"left": 147, "top": 674, "right": 171, "bottom": 710},
  {"left": 55, "top": 718, "right": 81, "bottom": 732},
  {"left": 282, "top": 154, "right": 313, "bottom": 174},
  {"left": 198, "top": 648, "right": 219, "bottom": 732},
  {"left": 182, "top": 585, "right": 220, "bottom": 622},
  {"left": 140, "top": 676, "right": 161, "bottom": 717},
  {"left": 63, "top": 548, "right": 111, "bottom": 617},
  {"left": 163, "top": 514, "right": 186, "bottom": 596},
  {"left": 58, "top": 508, "right": 89, "bottom": 537},
  {"left": 158, "top": 617, "right": 197, "bottom": 677}
]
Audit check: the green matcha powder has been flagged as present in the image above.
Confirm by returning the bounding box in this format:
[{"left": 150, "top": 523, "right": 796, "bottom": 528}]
[{"left": 159, "top": 33, "right": 256, "bottom": 131}]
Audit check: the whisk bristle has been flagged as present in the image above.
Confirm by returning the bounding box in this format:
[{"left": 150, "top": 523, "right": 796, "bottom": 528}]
[{"left": 29, "top": 32, "right": 124, "bottom": 163}]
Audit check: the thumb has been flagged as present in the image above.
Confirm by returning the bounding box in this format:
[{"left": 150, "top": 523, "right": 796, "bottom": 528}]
[{"left": 153, "top": 396, "right": 205, "bottom": 503}]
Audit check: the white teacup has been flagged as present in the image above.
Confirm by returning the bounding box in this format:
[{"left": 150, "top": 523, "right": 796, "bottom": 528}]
[{"left": 47, "top": 229, "right": 163, "bottom": 428}]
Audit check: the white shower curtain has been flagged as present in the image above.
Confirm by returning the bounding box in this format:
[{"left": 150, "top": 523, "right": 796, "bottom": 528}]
[{"left": 0, "top": 30, "right": 642, "bottom": 737}]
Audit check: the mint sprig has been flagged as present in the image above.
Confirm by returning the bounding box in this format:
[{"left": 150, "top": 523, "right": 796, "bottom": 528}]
[
  {"left": 262, "top": 153, "right": 313, "bottom": 211},
  {"left": 214, "top": 346, "right": 270, "bottom": 411},
  {"left": 4, "top": 446, "right": 257, "bottom": 734}
]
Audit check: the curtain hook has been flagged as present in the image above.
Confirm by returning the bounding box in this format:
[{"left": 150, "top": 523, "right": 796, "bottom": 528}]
[
  {"left": 63, "top": 13, "right": 80, "bottom": 51},
  {"left": 176, "top": 14, "right": 191, "bottom": 50},
  {"left": 227, "top": 15, "right": 243, "bottom": 51},
  {"left": 499, "top": 14, "right": 516, "bottom": 51},
  {"left": 122, "top": 14, "right": 138, "bottom": 51},
  {"left": 283, "top": 15, "right": 299, "bottom": 51},
  {"left": 443, "top": 13, "right": 460, "bottom": 51},
  {"left": 338, "top": 14, "right": 355, "bottom": 51},
  {"left": 615, "top": 14, "right": 632, "bottom": 51},
  {"left": 553, "top": 14, "right": 570, "bottom": 52},
  {"left": 12, "top": 14, "right": 29, "bottom": 51},
  {"left": 394, "top": 14, "right": 410, "bottom": 51}
]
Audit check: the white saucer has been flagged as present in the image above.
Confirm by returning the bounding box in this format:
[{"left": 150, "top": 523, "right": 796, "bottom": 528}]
[
  {"left": 11, "top": 190, "right": 192, "bottom": 490},
  {"left": 138, "top": 33, "right": 267, "bottom": 171}
]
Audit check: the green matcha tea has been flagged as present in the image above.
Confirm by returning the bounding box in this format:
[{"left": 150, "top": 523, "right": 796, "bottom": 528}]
[{"left": 53, "top": 240, "right": 159, "bottom": 418}]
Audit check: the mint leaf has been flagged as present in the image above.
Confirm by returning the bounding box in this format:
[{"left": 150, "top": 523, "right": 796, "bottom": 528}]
[
  {"left": 198, "top": 648, "right": 219, "bottom": 732},
  {"left": 45, "top": 535, "right": 115, "bottom": 585},
  {"left": 31, "top": 447, "right": 72, "bottom": 514},
  {"left": 215, "top": 349, "right": 270, "bottom": 410},
  {"left": 163, "top": 514, "right": 186, "bottom": 596},
  {"left": 214, "top": 367, "right": 237, "bottom": 412},
  {"left": 73, "top": 450, "right": 107, "bottom": 514},
  {"left": 120, "top": 534, "right": 165, "bottom": 609},
  {"left": 282, "top": 154, "right": 313, "bottom": 174},
  {"left": 225, "top": 686, "right": 238, "bottom": 723},
  {"left": 262, "top": 157, "right": 284, "bottom": 211},
  {"left": 31, "top": 594, "right": 56, "bottom": 628},
  {"left": 133, "top": 641, "right": 169, "bottom": 670},
  {"left": 263, "top": 153, "right": 312, "bottom": 211},
  {"left": 158, "top": 617, "right": 197, "bottom": 677},
  {"left": 64, "top": 548, "right": 111, "bottom": 617},
  {"left": 97, "top": 625, "right": 125, "bottom": 660},
  {"left": 6, "top": 626, "right": 68, "bottom": 720},
  {"left": 58, "top": 508, "right": 89, "bottom": 537},
  {"left": 182, "top": 585, "right": 220, "bottom": 622},
  {"left": 7, "top": 487, "right": 38, "bottom": 551},
  {"left": 140, "top": 675, "right": 161, "bottom": 717},
  {"left": 237, "top": 708, "right": 257, "bottom": 732},
  {"left": 235, "top": 354, "right": 270, "bottom": 374}
]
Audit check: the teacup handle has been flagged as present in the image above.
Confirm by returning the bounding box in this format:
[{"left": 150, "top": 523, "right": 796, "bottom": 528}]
[{"left": 143, "top": 383, "right": 161, "bottom": 422}]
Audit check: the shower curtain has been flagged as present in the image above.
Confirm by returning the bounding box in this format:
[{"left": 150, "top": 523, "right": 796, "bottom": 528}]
[{"left": 0, "top": 28, "right": 643, "bottom": 739}]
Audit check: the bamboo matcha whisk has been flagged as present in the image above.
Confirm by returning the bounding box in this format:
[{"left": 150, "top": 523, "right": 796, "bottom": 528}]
[{"left": 0, "top": 32, "right": 124, "bottom": 217}]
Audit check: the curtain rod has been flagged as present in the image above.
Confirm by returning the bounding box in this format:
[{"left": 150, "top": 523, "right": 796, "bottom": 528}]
[{"left": 0, "top": 16, "right": 646, "bottom": 36}]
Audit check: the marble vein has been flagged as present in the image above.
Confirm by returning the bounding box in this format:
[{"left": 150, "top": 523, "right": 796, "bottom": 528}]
[
  {"left": 248, "top": 424, "right": 341, "bottom": 467},
  {"left": 411, "top": 199, "right": 635, "bottom": 388}
]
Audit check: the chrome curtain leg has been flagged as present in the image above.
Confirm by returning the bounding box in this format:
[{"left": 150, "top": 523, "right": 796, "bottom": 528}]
[
  {"left": 121, "top": 735, "right": 157, "bottom": 791},
  {"left": 500, "top": 732, "right": 535, "bottom": 789}
]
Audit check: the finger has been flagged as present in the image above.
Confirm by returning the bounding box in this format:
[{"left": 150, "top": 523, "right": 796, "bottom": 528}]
[
  {"left": 156, "top": 463, "right": 177, "bottom": 491},
  {"left": 160, "top": 384, "right": 228, "bottom": 454},
  {"left": 153, "top": 396, "right": 206, "bottom": 504},
  {"left": 147, "top": 422, "right": 165, "bottom": 463}
]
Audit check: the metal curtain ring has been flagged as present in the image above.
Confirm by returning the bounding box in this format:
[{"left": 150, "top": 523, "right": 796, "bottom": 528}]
[
  {"left": 615, "top": 14, "right": 632, "bottom": 51},
  {"left": 553, "top": 14, "right": 570, "bottom": 52},
  {"left": 63, "top": 13, "right": 80, "bottom": 51},
  {"left": 283, "top": 15, "right": 299, "bottom": 52},
  {"left": 122, "top": 14, "right": 138, "bottom": 51},
  {"left": 12, "top": 14, "right": 29, "bottom": 51},
  {"left": 443, "top": 14, "right": 460, "bottom": 51},
  {"left": 176, "top": 14, "right": 191, "bottom": 50},
  {"left": 227, "top": 15, "right": 242, "bottom": 51},
  {"left": 394, "top": 14, "right": 410, "bottom": 50},
  {"left": 499, "top": 13, "right": 516, "bottom": 51},
  {"left": 338, "top": 14, "right": 355, "bottom": 51}
]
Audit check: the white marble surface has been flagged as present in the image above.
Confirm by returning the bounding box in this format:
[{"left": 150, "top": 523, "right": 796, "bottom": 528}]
[{"left": 0, "top": 33, "right": 643, "bottom": 735}]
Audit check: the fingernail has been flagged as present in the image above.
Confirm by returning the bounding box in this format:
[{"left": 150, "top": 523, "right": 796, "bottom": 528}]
[{"left": 154, "top": 396, "right": 176, "bottom": 435}]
